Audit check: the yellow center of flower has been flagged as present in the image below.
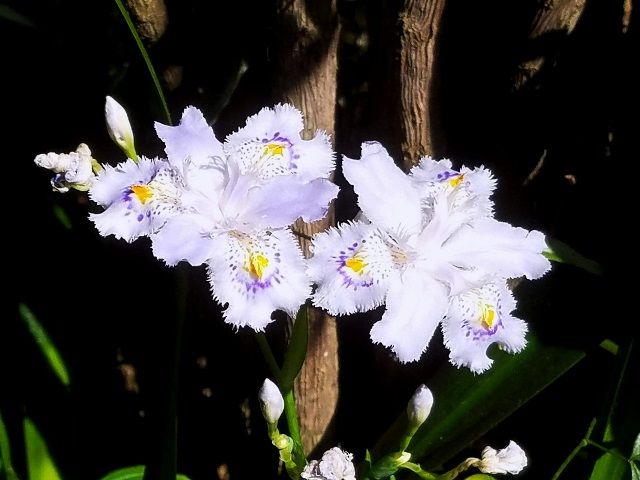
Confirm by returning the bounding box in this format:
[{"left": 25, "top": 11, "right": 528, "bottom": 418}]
[
  {"left": 246, "top": 253, "right": 269, "bottom": 279},
  {"left": 263, "top": 143, "right": 285, "bottom": 157},
  {"left": 448, "top": 174, "right": 465, "bottom": 188},
  {"left": 131, "top": 184, "right": 154, "bottom": 204},
  {"left": 479, "top": 303, "right": 496, "bottom": 330},
  {"left": 345, "top": 255, "right": 367, "bottom": 275}
]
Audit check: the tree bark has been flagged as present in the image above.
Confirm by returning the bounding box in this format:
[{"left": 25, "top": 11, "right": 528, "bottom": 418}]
[
  {"left": 398, "top": 0, "right": 447, "bottom": 167},
  {"left": 125, "top": 0, "right": 168, "bottom": 43},
  {"left": 514, "top": 0, "right": 586, "bottom": 90},
  {"left": 273, "top": 0, "right": 340, "bottom": 455}
]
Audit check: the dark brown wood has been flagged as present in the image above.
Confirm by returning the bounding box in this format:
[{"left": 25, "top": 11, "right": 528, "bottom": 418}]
[
  {"left": 273, "top": 0, "right": 340, "bottom": 454},
  {"left": 398, "top": 0, "right": 447, "bottom": 167},
  {"left": 125, "top": 0, "right": 168, "bottom": 43},
  {"left": 514, "top": 0, "right": 586, "bottom": 90}
]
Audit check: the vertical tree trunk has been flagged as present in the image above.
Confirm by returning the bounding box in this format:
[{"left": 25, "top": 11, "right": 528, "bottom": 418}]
[
  {"left": 273, "top": 0, "right": 340, "bottom": 455},
  {"left": 398, "top": 0, "right": 447, "bottom": 167},
  {"left": 514, "top": 0, "right": 586, "bottom": 90}
]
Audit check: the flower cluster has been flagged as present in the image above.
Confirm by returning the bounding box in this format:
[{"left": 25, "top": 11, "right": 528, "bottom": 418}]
[
  {"left": 36, "top": 99, "right": 337, "bottom": 330},
  {"left": 34, "top": 99, "right": 551, "bottom": 373},
  {"left": 308, "top": 142, "right": 550, "bottom": 372}
]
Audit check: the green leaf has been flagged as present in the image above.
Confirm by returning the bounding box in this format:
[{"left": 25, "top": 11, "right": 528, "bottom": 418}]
[
  {"left": 544, "top": 237, "right": 603, "bottom": 274},
  {"left": 631, "top": 431, "right": 640, "bottom": 461},
  {"left": 631, "top": 461, "right": 640, "bottom": 480},
  {"left": 24, "top": 417, "right": 62, "bottom": 480},
  {"left": 52, "top": 205, "right": 72, "bottom": 230},
  {"left": 18, "top": 304, "right": 70, "bottom": 387},
  {"left": 0, "top": 410, "right": 20, "bottom": 479},
  {"left": 464, "top": 475, "right": 496, "bottom": 480},
  {"left": 100, "top": 466, "right": 191, "bottom": 480},
  {"left": 588, "top": 451, "right": 628, "bottom": 480},
  {"left": 280, "top": 306, "right": 309, "bottom": 392},
  {"left": 406, "top": 335, "right": 584, "bottom": 468},
  {"left": 0, "top": 5, "right": 35, "bottom": 27},
  {"left": 113, "top": 0, "right": 171, "bottom": 124}
]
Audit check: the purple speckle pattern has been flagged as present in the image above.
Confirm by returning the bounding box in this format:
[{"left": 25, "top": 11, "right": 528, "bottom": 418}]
[
  {"left": 458, "top": 294, "right": 503, "bottom": 341},
  {"left": 262, "top": 132, "right": 297, "bottom": 171},
  {"left": 435, "top": 170, "right": 460, "bottom": 182},
  {"left": 334, "top": 240, "right": 373, "bottom": 290}
]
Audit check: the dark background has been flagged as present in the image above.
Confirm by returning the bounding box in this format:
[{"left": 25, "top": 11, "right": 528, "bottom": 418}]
[{"left": 2, "top": 0, "right": 637, "bottom": 478}]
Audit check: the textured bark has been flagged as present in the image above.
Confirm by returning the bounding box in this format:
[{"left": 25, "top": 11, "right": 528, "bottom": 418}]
[
  {"left": 514, "top": 0, "right": 586, "bottom": 90},
  {"left": 273, "top": 0, "right": 340, "bottom": 454},
  {"left": 125, "top": 0, "right": 168, "bottom": 43},
  {"left": 398, "top": 0, "right": 447, "bottom": 167}
]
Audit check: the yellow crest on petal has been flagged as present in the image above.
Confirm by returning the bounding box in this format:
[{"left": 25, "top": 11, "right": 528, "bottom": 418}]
[
  {"left": 246, "top": 253, "right": 269, "bottom": 279},
  {"left": 345, "top": 255, "right": 367, "bottom": 275},
  {"left": 263, "top": 143, "right": 285, "bottom": 157},
  {"left": 131, "top": 184, "right": 154, "bottom": 204}
]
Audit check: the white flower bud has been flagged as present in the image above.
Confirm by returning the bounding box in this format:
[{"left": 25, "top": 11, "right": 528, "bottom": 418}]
[
  {"left": 478, "top": 440, "right": 527, "bottom": 475},
  {"left": 301, "top": 447, "right": 356, "bottom": 480},
  {"left": 407, "top": 384, "right": 434, "bottom": 429},
  {"left": 34, "top": 152, "right": 72, "bottom": 173},
  {"left": 105, "top": 96, "right": 136, "bottom": 158},
  {"left": 35, "top": 144, "right": 95, "bottom": 192},
  {"left": 64, "top": 144, "right": 94, "bottom": 185},
  {"left": 258, "top": 378, "right": 284, "bottom": 424}
]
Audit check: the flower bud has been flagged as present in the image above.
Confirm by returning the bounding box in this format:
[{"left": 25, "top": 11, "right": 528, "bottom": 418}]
[
  {"left": 407, "top": 384, "right": 434, "bottom": 429},
  {"left": 259, "top": 378, "right": 284, "bottom": 424},
  {"left": 105, "top": 96, "right": 136, "bottom": 159}
]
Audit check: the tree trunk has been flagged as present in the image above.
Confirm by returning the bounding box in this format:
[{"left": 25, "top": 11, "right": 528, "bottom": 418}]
[
  {"left": 514, "top": 0, "right": 586, "bottom": 90},
  {"left": 398, "top": 0, "right": 448, "bottom": 167},
  {"left": 273, "top": 0, "right": 340, "bottom": 455}
]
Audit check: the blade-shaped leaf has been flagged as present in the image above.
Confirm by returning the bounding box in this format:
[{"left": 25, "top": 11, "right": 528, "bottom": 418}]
[
  {"left": 631, "top": 431, "right": 640, "bottom": 461},
  {"left": 52, "top": 205, "right": 72, "bottom": 230},
  {"left": 18, "top": 304, "right": 70, "bottom": 387},
  {"left": 0, "top": 410, "right": 19, "bottom": 479},
  {"left": 588, "top": 451, "right": 628, "bottom": 480},
  {"left": 406, "top": 335, "right": 584, "bottom": 468},
  {"left": 100, "top": 465, "right": 192, "bottom": 480},
  {"left": 24, "top": 417, "right": 62, "bottom": 480},
  {"left": 100, "top": 465, "right": 145, "bottom": 480},
  {"left": 0, "top": 5, "right": 35, "bottom": 27},
  {"left": 279, "top": 306, "right": 309, "bottom": 393},
  {"left": 631, "top": 461, "right": 640, "bottom": 480},
  {"left": 544, "top": 237, "right": 603, "bottom": 275}
]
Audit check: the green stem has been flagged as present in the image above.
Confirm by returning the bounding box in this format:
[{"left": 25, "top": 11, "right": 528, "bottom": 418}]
[
  {"left": 283, "top": 389, "right": 303, "bottom": 449},
  {"left": 586, "top": 440, "right": 630, "bottom": 462},
  {"left": 142, "top": 266, "right": 188, "bottom": 480},
  {"left": 113, "top": 0, "right": 172, "bottom": 125},
  {"left": 550, "top": 439, "right": 588, "bottom": 480},
  {"left": 255, "top": 332, "right": 281, "bottom": 381}
]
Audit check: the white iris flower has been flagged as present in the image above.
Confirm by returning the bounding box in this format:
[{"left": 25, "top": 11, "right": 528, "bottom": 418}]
[
  {"left": 148, "top": 106, "right": 337, "bottom": 329},
  {"left": 309, "top": 141, "right": 550, "bottom": 370}
]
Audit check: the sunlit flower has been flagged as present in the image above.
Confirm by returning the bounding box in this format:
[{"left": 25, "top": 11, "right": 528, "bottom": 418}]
[
  {"left": 442, "top": 281, "right": 528, "bottom": 373},
  {"left": 224, "top": 103, "right": 335, "bottom": 181},
  {"left": 89, "top": 157, "right": 181, "bottom": 242},
  {"left": 151, "top": 106, "right": 337, "bottom": 329},
  {"left": 34, "top": 143, "right": 95, "bottom": 192},
  {"left": 301, "top": 447, "right": 356, "bottom": 480},
  {"left": 477, "top": 440, "right": 527, "bottom": 474},
  {"left": 309, "top": 141, "right": 550, "bottom": 365}
]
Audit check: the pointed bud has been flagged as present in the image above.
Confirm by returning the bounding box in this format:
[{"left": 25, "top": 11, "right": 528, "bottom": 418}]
[
  {"left": 105, "top": 96, "right": 137, "bottom": 160},
  {"left": 407, "top": 384, "right": 434, "bottom": 429},
  {"left": 478, "top": 440, "right": 527, "bottom": 474},
  {"left": 259, "top": 378, "right": 284, "bottom": 425}
]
